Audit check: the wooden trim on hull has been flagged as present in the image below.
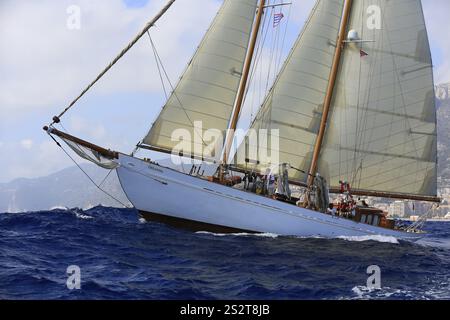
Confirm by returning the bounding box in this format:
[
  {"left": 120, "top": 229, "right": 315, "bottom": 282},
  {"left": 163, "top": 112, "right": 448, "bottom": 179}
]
[{"left": 139, "top": 211, "right": 257, "bottom": 234}]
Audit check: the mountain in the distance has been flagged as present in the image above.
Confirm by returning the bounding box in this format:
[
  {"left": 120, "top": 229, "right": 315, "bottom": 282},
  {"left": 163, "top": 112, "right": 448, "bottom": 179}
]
[
  {"left": 437, "top": 83, "right": 450, "bottom": 185},
  {"left": 0, "top": 164, "right": 131, "bottom": 213}
]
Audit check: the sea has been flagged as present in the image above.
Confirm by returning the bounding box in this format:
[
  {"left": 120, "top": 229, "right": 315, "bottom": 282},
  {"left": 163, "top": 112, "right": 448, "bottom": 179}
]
[{"left": 1, "top": 206, "right": 449, "bottom": 300}]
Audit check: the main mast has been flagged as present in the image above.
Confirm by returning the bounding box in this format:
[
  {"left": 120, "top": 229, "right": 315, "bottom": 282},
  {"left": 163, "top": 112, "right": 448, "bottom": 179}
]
[
  {"left": 222, "top": 0, "right": 266, "bottom": 166},
  {"left": 307, "top": 0, "right": 353, "bottom": 187}
]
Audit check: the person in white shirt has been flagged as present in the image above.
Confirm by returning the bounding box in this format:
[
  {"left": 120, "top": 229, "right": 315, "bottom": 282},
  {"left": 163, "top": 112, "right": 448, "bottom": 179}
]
[{"left": 327, "top": 203, "right": 337, "bottom": 216}]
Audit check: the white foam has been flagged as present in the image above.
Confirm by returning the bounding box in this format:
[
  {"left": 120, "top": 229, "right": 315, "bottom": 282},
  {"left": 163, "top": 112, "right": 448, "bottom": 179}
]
[
  {"left": 48, "top": 206, "right": 93, "bottom": 219},
  {"left": 83, "top": 203, "right": 97, "bottom": 210},
  {"left": 138, "top": 218, "right": 147, "bottom": 224},
  {"left": 351, "top": 286, "right": 412, "bottom": 299},
  {"left": 70, "top": 209, "right": 94, "bottom": 220},
  {"left": 74, "top": 212, "right": 94, "bottom": 220},
  {"left": 50, "top": 206, "right": 69, "bottom": 211},
  {"left": 338, "top": 235, "right": 399, "bottom": 244},
  {"left": 351, "top": 285, "right": 378, "bottom": 298},
  {"left": 196, "top": 231, "right": 279, "bottom": 238}
]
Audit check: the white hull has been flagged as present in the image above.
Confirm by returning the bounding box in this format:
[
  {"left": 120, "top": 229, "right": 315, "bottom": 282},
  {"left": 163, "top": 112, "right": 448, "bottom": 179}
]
[{"left": 116, "top": 154, "right": 422, "bottom": 241}]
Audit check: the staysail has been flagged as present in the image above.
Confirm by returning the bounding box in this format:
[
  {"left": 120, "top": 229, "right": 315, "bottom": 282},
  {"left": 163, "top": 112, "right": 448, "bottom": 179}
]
[
  {"left": 142, "top": 0, "right": 258, "bottom": 159},
  {"left": 234, "top": 0, "right": 345, "bottom": 181},
  {"left": 317, "top": 0, "right": 437, "bottom": 197}
]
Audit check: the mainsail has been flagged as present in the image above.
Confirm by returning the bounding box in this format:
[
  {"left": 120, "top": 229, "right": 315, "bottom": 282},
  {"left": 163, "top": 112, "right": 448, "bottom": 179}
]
[
  {"left": 143, "top": 0, "right": 258, "bottom": 159},
  {"left": 318, "top": 0, "right": 437, "bottom": 197},
  {"left": 235, "top": 0, "right": 345, "bottom": 181}
]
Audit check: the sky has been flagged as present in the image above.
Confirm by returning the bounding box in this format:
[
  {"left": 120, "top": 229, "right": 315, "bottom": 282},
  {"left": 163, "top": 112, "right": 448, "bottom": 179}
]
[{"left": 0, "top": 0, "right": 449, "bottom": 183}]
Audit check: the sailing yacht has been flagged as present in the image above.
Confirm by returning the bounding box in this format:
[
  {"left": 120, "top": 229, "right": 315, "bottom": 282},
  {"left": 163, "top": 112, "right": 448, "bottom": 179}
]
[{"left": 44, "top": 0, "right": 441, "bottom": 240}]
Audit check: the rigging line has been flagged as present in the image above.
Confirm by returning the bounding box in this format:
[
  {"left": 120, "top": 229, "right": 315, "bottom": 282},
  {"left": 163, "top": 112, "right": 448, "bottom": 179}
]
[
  {"left": 52, "top": 0, "right": 177, "bottom": 124},
  {"left": 47, "top": 133, "right": 132, "bottom": 209},
  {"left": 276, "top": 2, "right": 291, "bottom": 72},
  {"left": 258, "top": 4, "right": 273, "bottom": 113},
  {"left": 361, "top": 25, "right": 386, "bottom": 185},
  {"left": 359, "top": 2, "right": 385, "bottom": 185},
  {"left": 381, "top": 7, "right": 425, "bottom": 174},
  {"left": 246, "top": 4, "right": 271, "bottom": 122},
  {"left": 351, "top": 7, "right": 365, "bottom": 187},
  {"left": 255, "top": 3, "right": 275, "bottom": 113},
  {"left": 56, "top": 122, "right": 98, "bottom": 161},
  {"left": 273, "top": 4, "right": 283, "bottom": 80},
  {"left": 148, "top": 31, "right": 169, "bottom": 100},
  {"left": 99, "top": 169, "right": 114, "bottom": 188},
  {"left": 246, "top": 18, "right": 269, "bottom": 121},
  {"left": 356, "top": 38, "right": 379, "bottom": 187},
  {"left": 56, "top": 123, "right": 103, "bottom": 162},
  {"left": 269, "top": 2, "right": 283, "bottom": 89},
  {"left": 254, "top": 8, "right": 271, "bottom": 118},
  {"left": 265, "top": 9, "right": 276, "bottom": 94},
  {"left": 148, "top": 31, "right": 208, "bottom": 148},
  {"left": 51, "top": 124, "right": 128, "bottom": 206},
  {"left": 237, "top": 2, "right": 271, "bottom": 134}
]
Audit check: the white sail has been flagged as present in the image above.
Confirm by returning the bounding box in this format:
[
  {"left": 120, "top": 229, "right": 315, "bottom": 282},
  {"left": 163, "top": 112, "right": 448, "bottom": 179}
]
[
  {"left": 318, "top": 0, "right": 437, "bottom": 196},
  {"left": 143, "top": 0, "right": 258, "bottom": 159},
  {"left": 235, "top": 0, "right": 345, "bottom": 180}
]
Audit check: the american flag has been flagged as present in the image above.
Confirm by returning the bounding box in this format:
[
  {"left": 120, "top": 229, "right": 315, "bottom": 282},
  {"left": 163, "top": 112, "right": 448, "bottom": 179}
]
[{"left": 273, "top": 13, "right": 284, "bottom": 27}]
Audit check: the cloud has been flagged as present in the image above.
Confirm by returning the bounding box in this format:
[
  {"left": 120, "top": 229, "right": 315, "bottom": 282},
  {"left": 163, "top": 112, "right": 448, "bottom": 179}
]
[
  {"left": 20, "top": 139, "right": 34, "bottom": 150},
  {"left": 423, "top": 0, "right": 450, "bottom": 84},
  {"left": 0, "top": 0, "right": 220, "bottom": 114},
  {"left": 1, "top": 140, "right": 74, "bottom": 182},
  {"left": 69, "top": 115, "right": 106, "bottom": 141}
]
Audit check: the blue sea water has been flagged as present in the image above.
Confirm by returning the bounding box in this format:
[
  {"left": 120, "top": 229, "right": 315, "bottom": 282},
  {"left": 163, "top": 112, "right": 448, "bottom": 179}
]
[{"left": 1, "top": 206, "right": 450, "bottom": 300}]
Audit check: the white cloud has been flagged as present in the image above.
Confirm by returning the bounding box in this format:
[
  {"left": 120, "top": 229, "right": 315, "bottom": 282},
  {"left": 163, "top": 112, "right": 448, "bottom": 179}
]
[
  {"left": 69, "top": 115, "right": 107, "bottom": 140},
  {"left": 0, "top": 0, "right": 220, "bottom": 114},
  {"left": 20, "top": 139, "right": 34, "bottom": 150},
  {"left": 423, "top": 0, "right": 450, "bottom": 84}
]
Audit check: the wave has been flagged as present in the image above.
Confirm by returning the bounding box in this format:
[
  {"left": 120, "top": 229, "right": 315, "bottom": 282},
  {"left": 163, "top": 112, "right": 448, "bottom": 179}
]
[
  {"left": 138, "top": 218, "right": 147, "bottom": 224},
  {"left": 196, "top": 231, "right": 399, "bottom": 243},
  {"left": 50, "top": 203, "right": 106, "bottom": 211},
  {"left": 349, "top": 284, "right": 449, "bottom": 300},
  {"left": 68, "top": 208, "right": 94, "bottom": 220},
  {"left": 350, "top": 286, "right": 408, "bottom": 299},
  {"left": 50, "top": 206, "right": 69, "bottom": 211},
  {"left": 338, "top": 235, "right": 399, "bottom": 244},
  {"left": 196, "top": 231, "right": 279, "bottom": 238},
  {"left": 2, "top": 206, "right": 449, "bottom": 300}
]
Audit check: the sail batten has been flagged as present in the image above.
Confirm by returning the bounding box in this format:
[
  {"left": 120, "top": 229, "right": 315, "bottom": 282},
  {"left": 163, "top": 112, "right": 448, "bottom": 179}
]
[{"left": 143, "top": 0, "right": 259, "bottom": 159}]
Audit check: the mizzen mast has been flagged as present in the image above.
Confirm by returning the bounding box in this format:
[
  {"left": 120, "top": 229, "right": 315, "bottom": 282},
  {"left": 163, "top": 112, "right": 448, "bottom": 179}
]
[
  {"left": 307, "top": 0, "right": 353, "bottom": 187},
  {"left": 222, "top": 0, "right": 267, "bottom": 165}
]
